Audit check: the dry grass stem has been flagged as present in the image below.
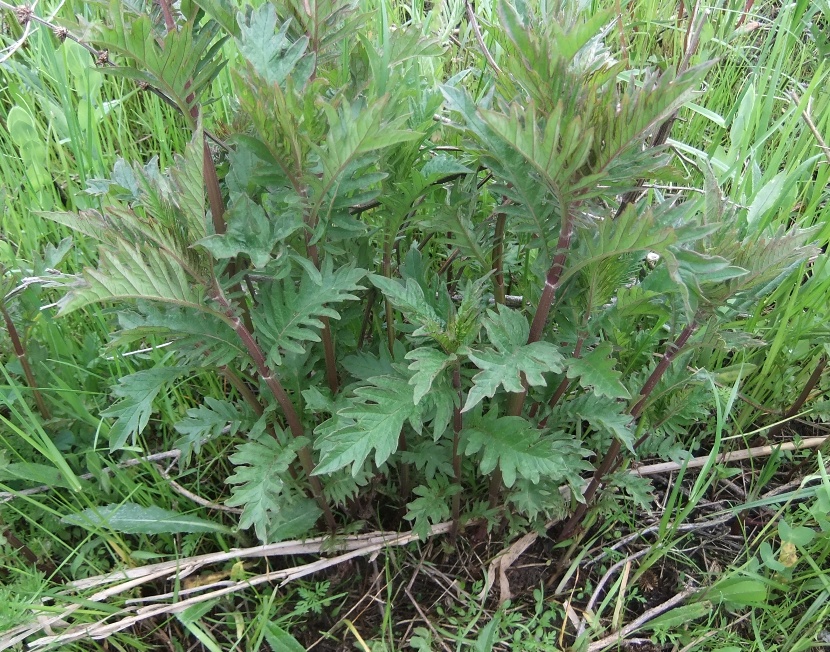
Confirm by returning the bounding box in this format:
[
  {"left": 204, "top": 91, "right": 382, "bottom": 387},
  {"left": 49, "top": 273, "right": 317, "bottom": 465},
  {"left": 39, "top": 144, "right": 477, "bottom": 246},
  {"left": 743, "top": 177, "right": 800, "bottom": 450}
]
[
  {"left": 465, "top": 1, "right": 501, "bottom": 75},
  {"left": 2, "top": 523, "right": 454, "bottom": 649},
  {"left": 633, "top": 435, "right": 829, "bottom": 476},
  {"left": 585, "top": 587, "right": 698, "bottom": 652}
]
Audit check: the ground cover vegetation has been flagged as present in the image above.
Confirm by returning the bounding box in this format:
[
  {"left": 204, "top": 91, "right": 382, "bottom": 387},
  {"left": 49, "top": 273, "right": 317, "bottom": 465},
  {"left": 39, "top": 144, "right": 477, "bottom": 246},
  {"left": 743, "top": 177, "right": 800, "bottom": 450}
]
[{"left": 1, "top": 0, "right": 829, "bottom": 649}]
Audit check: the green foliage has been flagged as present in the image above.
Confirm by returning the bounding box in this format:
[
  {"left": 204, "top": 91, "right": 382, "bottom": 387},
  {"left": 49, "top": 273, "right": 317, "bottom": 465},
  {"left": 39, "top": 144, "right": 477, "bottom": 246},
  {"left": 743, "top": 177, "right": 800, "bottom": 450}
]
[
  {"left": 238, "top": 4, "right": 311, "bottom": 86},
  {"left": 405, "top": 476, "right": 460, "bottom": 539},
  {"left": 226, "top": 433, "right": 317, "bottom": 542},
  {"left": 17, "top": 0, "right": 819, "bottom": 548},
  {"left": 406, "top": 348, "right": 457, "bottom": 404},
  {"left": 462, "top": 309, "right": 565, "bottom": 411},
  {"left": 463, "top": 413, "right": 590, "bottom": 489},
  {"left": 61, "top": 502, "right": 230, "bottom": 534},
  {"left": 101, "top": 366, "right": 190, "bottom": 450},
  {"left": 566, "top": 394, "right": 637, "bottom": 453},
  {"left": 565, "top": 342, "right": 630, "bottom": 400},
  {"left": 57, "top": 240, "right": 207, "bottom": 315},
  {"left": 2, "top": 1, "right": 830, "bottom": 646},
  {"left": 264, "top": 622, "right": 306, "bottom": 652},
  {"left": 93, "top": 1, "right": 228, "bottom": 123},
  {"left": 253, "top": 259, "right": 366, "bottom": 366},
  {"left": 174, "top": 397, "right": 254, "bottom": 464},
  {"left": 369, "top": 274, "right": 447, "bottom": 341},
  {"left": 315, "top": 374, "right": 421, "bottom": 477},
  {"left": 197, "top": 194, "right": 303, "bottom": 268}
]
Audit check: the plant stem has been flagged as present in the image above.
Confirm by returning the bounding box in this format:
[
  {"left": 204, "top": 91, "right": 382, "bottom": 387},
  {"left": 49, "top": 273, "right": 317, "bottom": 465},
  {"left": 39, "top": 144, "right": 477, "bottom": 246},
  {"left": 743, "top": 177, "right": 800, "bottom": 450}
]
[
  {"left": 204, "top": 140, "right": 227, "bottom": 237},
  {"left": 527, "top": 203, "right": 574, "bottom": 345},
  {"left": 451, "top": 365, "right": 463, "bottom": 540},
  {"left": 220, "top": 366, "right": 262, "bottom": 416},
  {"left": 397, "top": 429, "right": 411, "bottom": 502},
  {"left": 306, "top": 241, "right": 340, "bottom": 394},
  {"left": 221, "top": 366, "right": 300, "bottom": 481},
  {"left": 213, "top": 289, "right": 336, "bottom": 531},
  {"left": 614, "top": 10, "right": 705, "bottom": 218},
  {"left": 159, "top": 0, "right": 254, "bottom": 337},
  {"left": 382, "top": 245, "right": 396, "bottom": 355},
  {"left": 139, "top": 4, "right": 230, "bottom": 229},
  {"left": 494, "top": 203, "right": 575, "bottom": 504},
  {"left": 506, "top": 202, "right": 575, "bottom": 416},
  {"left": 158, "top": 0, "right": 176, "bottom": 31},
  {"left": 202, "top": 136, "right": 257, "bottom": 333},
  {"left": 487, "top": 466, "right": 503, "bottom": 510},
  {"left": 349, "top": 171, "right": 473, "bottom": 216},
  {"left": 614, "top": 0, "right": 629, "bottom": 64},
  {"left": 357, "top": 287, "right": 377, "bottom": 350},
  {"left": 491, "top": 207, "right": 507, "bottom": 306},
  {"left": 465, "top": 0, "right": 501, "bottom": 75},
  {"left": 629, "top": 322, "right": 698, "bottom": 420},
  {"left": 556, "top": 320, "right": 698, "bottom": 543},
  {"left": 438, "top": 248, "right": 461, "bottom": 277},
  {"left": 2, "top": 526, "right": 56, "bottom": 576},
  {"left": 767, "top": 355, "right": 827, "bottom": 439},
  {"left": 535, "top": 378, "right": 567, "bottom": 421},
  {"left": 1, "top": 305, "right": 50, "bottom": 420},
  {"left": 319, "top": 317, "right": 339, "bottom": 392},
  {"left": 736, "top": 0, "right": 757, "bottom": 27},
  {"left": 484, "top": 199, "right": 510, "bottom": 497}
]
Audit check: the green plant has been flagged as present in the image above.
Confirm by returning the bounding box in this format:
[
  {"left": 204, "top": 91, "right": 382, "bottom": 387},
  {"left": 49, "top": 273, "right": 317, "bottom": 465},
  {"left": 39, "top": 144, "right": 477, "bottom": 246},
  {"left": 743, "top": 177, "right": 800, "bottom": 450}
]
[
  {"left": 677, "top": 453, "right": 830, "bottom": 651},
  {"left": 25, "top": 0, "right": 817, "bottom": 549},
  {"left": 1, "top": 0, "right": 830, "bottom": 649}
]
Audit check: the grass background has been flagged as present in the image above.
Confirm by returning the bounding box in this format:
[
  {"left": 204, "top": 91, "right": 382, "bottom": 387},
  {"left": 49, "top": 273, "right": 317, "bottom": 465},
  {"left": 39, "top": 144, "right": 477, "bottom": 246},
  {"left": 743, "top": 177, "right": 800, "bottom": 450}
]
[{"left": 1, "top": 0, "right": 830, "bottom": 649}]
